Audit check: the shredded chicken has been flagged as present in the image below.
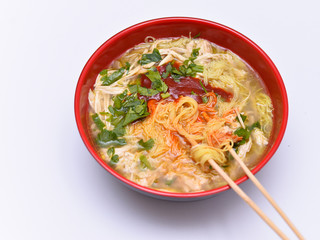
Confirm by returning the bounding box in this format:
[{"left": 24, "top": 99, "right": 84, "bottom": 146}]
[
  {"left": 252, "top": 128, "right": 268, "bottom": 146},
  {"left": 238, "top": 137, "right": 253, "bottom": 160}
]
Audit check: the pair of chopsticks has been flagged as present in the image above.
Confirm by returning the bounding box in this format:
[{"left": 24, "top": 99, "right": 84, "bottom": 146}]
[
  {"left": 234, "top": 112, "right": 302, "bottom": 238},
  {"left": 178, "top": 105, "right": 303, "bottom": 238},
  {"left": 211, "top": 149, "right": 303, "bottom": 240},
  {"left": 185, "top": 107, "right": 303, "bottom": 239},
  {"left": 190, "top": 133, "right": 304, "bottom": 239}
]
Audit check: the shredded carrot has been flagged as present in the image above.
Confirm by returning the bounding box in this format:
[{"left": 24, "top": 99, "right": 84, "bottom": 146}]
[
  {"left": 201, "top": 112, "right": 211, "bottom": 122},
  {"left": 232, "top": 134, "right": 243, "bottom": 143},
  {"left": 223, "top": 109, "right": 236, "bottom": 117},
  {"left": 198, "top": 92, "right": 217, "bottom": 112},
  {"left": 169, "top": 131, "right": 181, "bottom": 154},
  {"left": 197, "top": 116, "right": 204, "bottom": 122},
  {"left": 147, "top": 99, "right": 158, "bottom": 115}
]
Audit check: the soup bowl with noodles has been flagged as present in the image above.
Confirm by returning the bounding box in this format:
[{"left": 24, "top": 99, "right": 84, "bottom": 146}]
[{"left": 74, "top": 17, "right": 288, "bottom": 201}]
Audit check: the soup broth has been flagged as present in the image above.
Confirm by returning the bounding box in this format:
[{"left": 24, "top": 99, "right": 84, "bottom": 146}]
[{"left": 88, "top": 37, "right": 273, "bottom": 193}]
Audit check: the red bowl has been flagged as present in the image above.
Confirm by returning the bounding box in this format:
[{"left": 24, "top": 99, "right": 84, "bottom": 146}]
[{"left": 74, "top": 17, "right": 288, "bottom": 201}]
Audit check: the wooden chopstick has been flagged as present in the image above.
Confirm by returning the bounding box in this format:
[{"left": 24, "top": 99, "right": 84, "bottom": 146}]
[
  {"left": 207, "top": 159, "right": 290, "bottom": 240},
  {"left": 232, "top": 109, "right": 304, "bottom": 238},
  {"left": 228, "top": 148, "right": 304, "bottom": 240},
  {"left": 187, "top": 136, "right": 291, "bottom": 239},
  {"left": 183, "top": 122, "right": 301, "bottom": 239}
]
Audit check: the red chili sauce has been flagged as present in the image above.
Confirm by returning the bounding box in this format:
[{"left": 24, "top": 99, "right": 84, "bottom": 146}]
[{"left": 139, "top": 64, "right": 233, "bottom": 104}]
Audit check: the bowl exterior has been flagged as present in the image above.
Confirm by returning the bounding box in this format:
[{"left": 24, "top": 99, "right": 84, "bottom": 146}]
[{"left": 75, "top": 17, "right": 288, "bottom": 201}]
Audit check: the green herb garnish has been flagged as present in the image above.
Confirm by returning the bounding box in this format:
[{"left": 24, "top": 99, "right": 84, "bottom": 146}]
[
  {"left": 234, "top": 128, "right": 251, "bottom": 141},
  {"left": 173, "top": 61, "right": 203, "bottom": 78},
  {"left": 112, "top": 125, "right": 126, "bottom": 137},
  {"left": 248, "top": 121, "right": 261, "bottom": 131},
  {"left": 125, "top": 62, "right": 131, "bottom": 72},
  {"left": 91, "top": 113, "right": 105, "bottom": 130},
  {"left": 190, "top": 48, "right": 200, "bottom": 61},
  {"left": 139, "top": 48, "right": 162, "bottom": 65},
  {"left": 138, "top": 139, "right": 155, "bottom": 150},
  {"left": 170, "top": 62, "right": 202, "bottom": 79},
  {"left": 122, "top": 108, "right": 148, "bottom": 126},
  {"left": 236, "top": 114, "right": 247, "bottom": 123},
  {"left": 95, "top": 89, "right": 151, "bottom": 148},
  {"left": 191, "top": 91, "right": 197, "bottom": 95},
  {"left": 171, "top": 67, "right": 183, "bottom": 79},
  {"left": 145, "top": 67, "right": 162, "bottom": 81},
  {"left": 146, "top": 67, "right": 168, "bottom": 93},
  {"left": 110, "top": 154, "right": 119, "bottom": 164},
  {"left": 96, "top": 129, "right": 126, "bottom": 147},
  {"left": 159, "top": 48, "right": 203, "bottom": 81},
  {"left": 202, "top": 96, "right": 208, "bottom": 103},
  {"left": 99, "top": 111, "right": 110, "bottom": 116},
  {"left": 161, "top": 62, "right": 173, "bottom": 79},
  {"left": 129, "top": 85, "right": 159, "bottom": 96},
  {"left": 140, "top": 155, "right": 152, "bottom": 169},
  {"left": 108, "top": 90, "right": 150, "bottom": 128},
  {"left": 101, "top": 67, "right": 125, "bottom": 86},
  {"left": 165, "top": 178, "right": 175, "bottom": 186},
  {"left": 161, "top": 92, "right": 171, "bottom": 99},
  {"left": 234, "top": 121, "right": 261, "bottom": 147},
  {"left": 189, "top": 63, "right": 203, "bottom": 72},
  {"left": 107, "top": 147, "right": 115, "bottom": 157}
]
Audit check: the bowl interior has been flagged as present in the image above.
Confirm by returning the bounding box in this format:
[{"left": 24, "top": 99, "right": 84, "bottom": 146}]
[{"left": 75, "top": 17, "right": 287, "bottom": 200}]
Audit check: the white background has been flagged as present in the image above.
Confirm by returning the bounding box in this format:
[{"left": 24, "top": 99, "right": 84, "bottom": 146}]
[{"left": 1, "top": 0, "right": 319, "bottom": 239}]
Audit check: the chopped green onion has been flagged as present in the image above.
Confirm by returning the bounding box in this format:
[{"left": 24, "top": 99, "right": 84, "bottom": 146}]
[
  {"left": 165, "top": 178, "right": 175, "bottom": 186},
  {"left": 99, "top": 111, "right": 110, "bottom": 116},
  {"left": 193, "top": 32, "right": 201, "bottom": 39},
  {"left": 161, "top": 92, "right": 171, "bottom": 99},
  {"left": 199, "top": 81, "right": 208, "bottom": 94},
  {"left": 190, "top": 48, "right": 200, "bottom": 60},
  {"left": 190, "top": 64, "right": 203, "bottom": 73},
  {"left": 140, "top": 155, "right": 152, "bottom": 169},
  {"left": 202, "top": 96, "right": 208, "bottom": 103},
  {"left": 125, "top": 62, "right": 131, "bottom": 71},
  {"left": 99, "top": 69, "right": 108, "bottom": 76},
  {"left": 129, "top": 84, "right": 159, "bottom": 96}
]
